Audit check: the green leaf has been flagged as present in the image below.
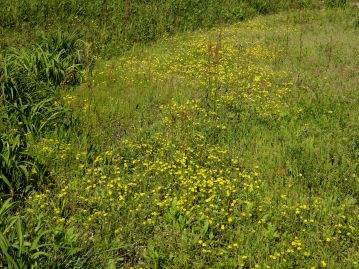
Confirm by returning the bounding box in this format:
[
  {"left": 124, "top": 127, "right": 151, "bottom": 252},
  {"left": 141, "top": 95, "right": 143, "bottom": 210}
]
[
  {"left": 106, "top": 259, "right": 117, "bottom": 269},
  {"left": 16, "top": 217, "right": 23, "bottom": 257},
  {"left": 31, "top": 251, "right": 49, "bottom": 259},
  {"left": 0, "top": 231, "right": 18, "bottom": 269},
  {"left": 0, "top": 174, "right": 13, "bottom": 193},
  {"left": 30, "top": 230, "right": 51, "bottom": 251},
  {"left": 0, "top": 199, "right": 13, "bottom": 219}
]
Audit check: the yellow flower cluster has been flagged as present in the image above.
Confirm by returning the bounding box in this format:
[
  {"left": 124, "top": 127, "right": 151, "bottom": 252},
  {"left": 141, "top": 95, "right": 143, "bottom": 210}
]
[{"left": 114, "top": 20, "right": 295, "bottom": 118}]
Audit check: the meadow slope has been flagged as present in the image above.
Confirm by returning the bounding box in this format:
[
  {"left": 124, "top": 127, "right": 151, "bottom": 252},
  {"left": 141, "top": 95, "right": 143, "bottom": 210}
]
[{"left": 1, "top": 7, "right": 359, "bottom": 269}]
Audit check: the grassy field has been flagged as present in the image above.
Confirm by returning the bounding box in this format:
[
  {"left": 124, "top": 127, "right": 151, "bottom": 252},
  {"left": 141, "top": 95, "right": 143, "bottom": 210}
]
[{"left": 1, "top": 1, "right": 359, "bottom": 268}]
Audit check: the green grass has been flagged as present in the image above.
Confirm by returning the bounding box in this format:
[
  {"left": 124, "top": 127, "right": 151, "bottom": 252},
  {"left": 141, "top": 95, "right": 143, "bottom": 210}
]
[
  {"left": 0, "top": 0, "right": 325, "bottom": 58},
  {"left": 1, "top": 4, "right": 359, "bottom": 269}
]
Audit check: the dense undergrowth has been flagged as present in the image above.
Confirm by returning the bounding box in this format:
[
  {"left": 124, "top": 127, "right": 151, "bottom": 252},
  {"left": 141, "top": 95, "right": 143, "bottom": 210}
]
[
  {"left": 1, "top": 0, "right": 359, "bottom": 268},
  {"left": 0, "top": 0, "right": 347, "bottom": 58},
  {"left": 0, "top": 32, "right": 92, "bottom": 267}
]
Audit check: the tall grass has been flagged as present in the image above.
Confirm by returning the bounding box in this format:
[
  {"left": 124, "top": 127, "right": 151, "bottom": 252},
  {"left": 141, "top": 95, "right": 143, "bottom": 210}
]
[
  {"left": 0, "top": 0, "right": 326, "bottom": 57},
  {"left": 0, "top": 31, "right": 90, "bottom": 266},
  {"left": 0, "top": 31, "right": 89, "bottom": 198},
  {"left": 0, "top": 198, "right": 87, "bottom": 268},
  {"left": 0, "top": 198, "right": 49, "bottom": 268}
]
